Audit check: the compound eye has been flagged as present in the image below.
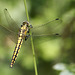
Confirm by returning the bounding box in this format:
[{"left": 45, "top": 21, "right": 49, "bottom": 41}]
[
  {"left": 30, "top": 25, "right": 33, "bottom": 28},
  {"left": 23, "top": 22, "right": 26, "bottom": 25}
]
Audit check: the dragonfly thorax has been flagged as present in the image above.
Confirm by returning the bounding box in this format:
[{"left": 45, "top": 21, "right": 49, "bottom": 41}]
[{"left": 18, "top": 21, "right": 32, "bottom": 40}]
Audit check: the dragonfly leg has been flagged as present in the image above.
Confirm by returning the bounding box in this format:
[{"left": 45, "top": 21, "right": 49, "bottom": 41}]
[
  {"left": 25, "top": 34, "right": 30, "bottom": 41},
  {"left": 27, "top": 29, "right": 30, "bottom": 33}
]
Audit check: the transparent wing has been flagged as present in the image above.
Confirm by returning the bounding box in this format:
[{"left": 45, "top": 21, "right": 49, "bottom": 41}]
[
  {"left": 31, "top": 18, "right": 63, "bottom": 37},
  {"left": 0, "top": 8, "right": 20, "bottom": 43},
  {"left": 4, "top": 8, "right": 19, "bottom": 34},
  {"left": 0, "top": 24, "right": 18, "bottom": 43}
]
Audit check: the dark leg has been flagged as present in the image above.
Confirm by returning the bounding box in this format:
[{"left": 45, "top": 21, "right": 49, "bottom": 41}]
[
  {"left": 25, "top": 34, "right": 30, "bottom": 41},
  {"left": 27, "top": 29, "right": 30, "bottom": 33}
]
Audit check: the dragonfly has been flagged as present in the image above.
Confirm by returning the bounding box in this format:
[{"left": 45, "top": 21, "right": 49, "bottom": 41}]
[{"left": 0, "top": 8, "right": 62, "bottom": 68}]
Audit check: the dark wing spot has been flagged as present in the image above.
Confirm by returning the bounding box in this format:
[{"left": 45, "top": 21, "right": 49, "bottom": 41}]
[
  {"left": 55, "top": 33, "right": 59, "bottom": 35},
  {"left": 5, "top": 8, "right": 7, "bottom": 11},
  {"left": 56, "top": 18, "right": 59, "bottom": 20}
]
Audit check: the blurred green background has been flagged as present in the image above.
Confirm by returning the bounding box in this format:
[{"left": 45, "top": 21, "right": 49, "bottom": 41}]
[{"left": 0, "top": 0, "right": 75, "bottom": 75}]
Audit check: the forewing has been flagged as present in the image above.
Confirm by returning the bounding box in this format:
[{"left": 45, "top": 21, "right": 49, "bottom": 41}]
[
  {"left": 4, "top": 8, "right": 19, "bottom": 34},
  {"left": 31, "top": 18, "right": 63, "bottom": 36}
]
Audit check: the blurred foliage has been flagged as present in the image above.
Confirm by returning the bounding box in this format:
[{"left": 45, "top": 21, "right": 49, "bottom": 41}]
[
  {"left": 0, "top": 0, "right": 75, "bottom": 75},
  {"left": 53, "top": 63, "right": 75, "bottom": 75}
]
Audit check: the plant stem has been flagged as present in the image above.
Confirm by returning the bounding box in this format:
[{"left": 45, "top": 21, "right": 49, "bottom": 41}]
[
  {"left": 23, "top": 0, "right": 29, "bottom": 22},
  {"left": 23, "top": 0, "right": 38, "bottom": 75}
]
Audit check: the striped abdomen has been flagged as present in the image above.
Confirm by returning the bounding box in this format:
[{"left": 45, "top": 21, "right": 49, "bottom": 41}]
[
  {"left": 10, "top": 36, "right": 23, "bottom": 68},
  {"left": 10, "top": 21, "right": 30, "bottom": 68}
]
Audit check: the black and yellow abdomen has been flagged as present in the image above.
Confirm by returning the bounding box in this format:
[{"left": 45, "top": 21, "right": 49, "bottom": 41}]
[
  {"left": 10, "top": 21, "right": 31, "bottom": 68},
  {"left": 10, "top": 36, "right": 23, "bottom": 68}
]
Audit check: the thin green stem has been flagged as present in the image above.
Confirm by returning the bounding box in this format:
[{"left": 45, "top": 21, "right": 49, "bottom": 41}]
[
  {"left": 30, "top": 35, "right": 38, "bottom": 75},
  {"left": 23, "top": 0, "right": 29, "bottom": 22},
  {"left": 23, "top": 0, "right": 38, "bottom": 75}
]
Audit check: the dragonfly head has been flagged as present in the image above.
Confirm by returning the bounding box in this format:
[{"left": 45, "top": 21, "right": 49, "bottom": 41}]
[
  {"left": 22, "top": 21, "right": 33, "bottom": 28},
  {"left": 21, "top": 21, "right": 30, "bottom": 28},
  {"left": 23, "top": 21, "right": 29, "bottom": 25}
]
